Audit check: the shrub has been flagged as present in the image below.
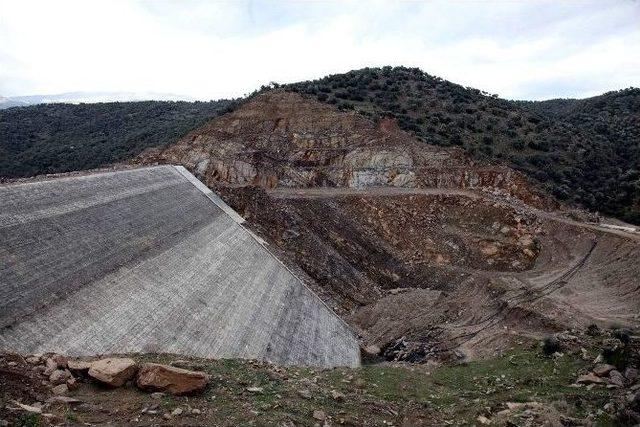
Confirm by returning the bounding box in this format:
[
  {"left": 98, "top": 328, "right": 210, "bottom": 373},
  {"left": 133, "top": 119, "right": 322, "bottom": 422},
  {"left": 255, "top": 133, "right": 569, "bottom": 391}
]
[{"left": 541, "top": 335, "right": 561, "bottom": 356}]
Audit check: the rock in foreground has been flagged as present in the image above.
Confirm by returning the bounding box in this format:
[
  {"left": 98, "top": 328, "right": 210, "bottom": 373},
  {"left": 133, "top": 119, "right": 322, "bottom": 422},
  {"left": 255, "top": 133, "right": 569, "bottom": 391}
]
[
  {"left": 88, "top": 358, "right": 137, "bottom": 387},
  {"left": 136, "top": 363, "right": 209, "bottom": 395}
]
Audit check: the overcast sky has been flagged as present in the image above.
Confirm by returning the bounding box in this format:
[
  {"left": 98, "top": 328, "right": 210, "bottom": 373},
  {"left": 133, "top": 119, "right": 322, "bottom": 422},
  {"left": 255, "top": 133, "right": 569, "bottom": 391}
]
[{"left": 1, "top": 0, "right": 638, "bottom": 101}]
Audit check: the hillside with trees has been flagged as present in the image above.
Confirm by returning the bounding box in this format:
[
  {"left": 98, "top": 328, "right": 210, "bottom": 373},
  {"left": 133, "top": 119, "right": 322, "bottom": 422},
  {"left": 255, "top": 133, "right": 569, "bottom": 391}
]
[
  {"left": 283, "top": 67, "right": 640, "bottom": 224},
  {"left": 1, "top": 67, "right": 638, "bottom": 223},
  {"left": 0, "top": 99, "right": 233, "bottom": 179}
]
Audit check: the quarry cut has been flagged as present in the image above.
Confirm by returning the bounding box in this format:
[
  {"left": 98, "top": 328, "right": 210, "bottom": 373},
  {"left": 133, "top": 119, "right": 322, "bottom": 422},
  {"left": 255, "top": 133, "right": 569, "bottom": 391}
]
[{"left": 0, "top": 165, "right": 359, "bottom": 367}]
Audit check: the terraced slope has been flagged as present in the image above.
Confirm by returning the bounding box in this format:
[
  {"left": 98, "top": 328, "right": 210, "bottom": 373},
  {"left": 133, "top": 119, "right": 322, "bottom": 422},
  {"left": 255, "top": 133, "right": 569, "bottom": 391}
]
[
  {"left": 137, "top": 91, "right": 639, "bottom": 361},
  {"left": 0, "top": 166, "right": 359, "bottom": 367}
]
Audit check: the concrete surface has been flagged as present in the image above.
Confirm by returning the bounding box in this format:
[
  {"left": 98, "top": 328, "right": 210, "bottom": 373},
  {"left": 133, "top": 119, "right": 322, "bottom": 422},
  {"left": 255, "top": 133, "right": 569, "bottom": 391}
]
[{"left": 0, "top": 166, "right": 359, "bottom": 367}]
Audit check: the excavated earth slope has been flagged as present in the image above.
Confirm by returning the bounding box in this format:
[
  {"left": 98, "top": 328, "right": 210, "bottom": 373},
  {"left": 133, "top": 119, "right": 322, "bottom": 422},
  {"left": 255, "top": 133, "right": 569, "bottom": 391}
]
[
  {"left": 0, "top": 165, "right": 359, "bottom": 367},
  {"left": 138, "top": 91, "right": 640, "bottom": 361}
]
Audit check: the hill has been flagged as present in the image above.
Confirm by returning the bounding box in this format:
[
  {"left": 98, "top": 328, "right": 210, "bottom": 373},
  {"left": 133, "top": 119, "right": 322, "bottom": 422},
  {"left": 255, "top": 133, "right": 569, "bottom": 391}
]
[
  {"left": 1, "top": 67, "right": 638, "bottom": 223},
  {"left": 138, "top": 90, "right": 640, "bottom": 362},
  {"left": 283, "top": 67, "right": 640, "bottom": 224},
  {"left": 0, "top": 99, "right": 233, "bottom": 179}
]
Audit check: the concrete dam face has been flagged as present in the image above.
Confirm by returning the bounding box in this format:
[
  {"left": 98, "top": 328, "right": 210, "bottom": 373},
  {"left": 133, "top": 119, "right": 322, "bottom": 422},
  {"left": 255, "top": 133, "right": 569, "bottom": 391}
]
[{"left": 0, "top": 166, "right": 360, "bottom": 367}]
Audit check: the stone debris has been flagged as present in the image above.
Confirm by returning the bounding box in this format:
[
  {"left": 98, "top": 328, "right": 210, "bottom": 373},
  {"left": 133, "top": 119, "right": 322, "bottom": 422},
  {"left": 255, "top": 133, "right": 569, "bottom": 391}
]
[
  {"left": 476, "top": 414, "right": 492, "bottom": 425},
  {"left": 51, "top": 384, "right": 69, "bottom": 396},
  {"left": 46, "top": 396, "right": 82, "bottom": 404},
  {"left": 313, "top": 409, "right": 327, "bottom": 420},
  {"left": 43, "top": 358, "right": 58, "bottom": 376},
  {"left": 298, "top": 389, "right": 312, "bottom": 399},
  {"left": 141, "top": 404, "right": 159, "bottom": 415},
  {"left": 49, "top": 369, "right": 73, "bottom": 385},
  {"left": 26, "top": 356, "right": 41, "bottom": 365},
  {"left": 67, "top": 359, "right": 92, "bottom": 373},
  {"left": 11, "top": 401, "right": 43, "bottom": 413},
  {"left": 136, "top": 363, "right": 209, "bottom": 395},
  {"left": 51, "top": 354, "right": 68, "bottom": 368},
  {"left": 609, "top": 370, "right": 626, "bottom": 388},
  {"left": 363, "top": 345, "right": 381, "bottom": 356},
  {"left": 246, "top": 387, "right": 264, "bottom": 393},
  {"left": 331, "top": 390, "right": 345, "bottom": 401},
  {"left": 88, "top": 358, "right": 138, "bottom": 387}
]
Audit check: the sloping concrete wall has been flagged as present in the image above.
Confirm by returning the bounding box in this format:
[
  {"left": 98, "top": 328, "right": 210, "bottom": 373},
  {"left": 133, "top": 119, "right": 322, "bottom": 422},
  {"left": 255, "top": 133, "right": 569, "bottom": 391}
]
[{"left": 0, "top": 166, "right": 360, "bottom": 367}]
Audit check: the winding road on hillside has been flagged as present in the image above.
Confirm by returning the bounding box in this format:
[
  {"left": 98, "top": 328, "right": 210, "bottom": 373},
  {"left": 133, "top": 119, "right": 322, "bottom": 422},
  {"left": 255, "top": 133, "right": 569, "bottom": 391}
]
[
  {"left": 267, "top": 186, "right": 640, "bottom": 242},
  {"left": 267, "top": 186, "right": 640, "bottom": 358}
]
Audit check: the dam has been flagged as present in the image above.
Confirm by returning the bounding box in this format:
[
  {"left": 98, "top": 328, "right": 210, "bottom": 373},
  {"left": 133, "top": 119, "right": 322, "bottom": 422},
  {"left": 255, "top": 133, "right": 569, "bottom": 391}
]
[{"left": 0, "top": 165, "right": 360, "bottom": 367}]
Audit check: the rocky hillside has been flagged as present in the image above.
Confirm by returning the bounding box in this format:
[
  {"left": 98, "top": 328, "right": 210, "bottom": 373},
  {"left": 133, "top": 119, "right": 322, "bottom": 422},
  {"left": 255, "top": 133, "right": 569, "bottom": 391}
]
[
  {"left": 138, "top": 91, "right": 640, "bottom": 363},
  {"left": 284, "top": 67, "right": 640, "bottom": 224},
  {"left": 140, "top": 90, "right": 549, "bottom": 207}
]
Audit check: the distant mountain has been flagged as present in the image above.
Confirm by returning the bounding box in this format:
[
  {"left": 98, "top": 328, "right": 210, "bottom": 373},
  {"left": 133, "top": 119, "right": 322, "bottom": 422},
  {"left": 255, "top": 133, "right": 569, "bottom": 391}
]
[
  {"left": 0, "top": 91, "right": 196, "bottom": 109},
  {"left": 0, "top": 95, "right": 29, "bottom": 109}
]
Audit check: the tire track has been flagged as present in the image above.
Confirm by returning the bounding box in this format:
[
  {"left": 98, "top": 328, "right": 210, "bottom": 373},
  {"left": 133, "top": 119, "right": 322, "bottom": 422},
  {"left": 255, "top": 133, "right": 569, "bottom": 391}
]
[{"left": 435, "top": 238, "right": 598, "bottom": 352}]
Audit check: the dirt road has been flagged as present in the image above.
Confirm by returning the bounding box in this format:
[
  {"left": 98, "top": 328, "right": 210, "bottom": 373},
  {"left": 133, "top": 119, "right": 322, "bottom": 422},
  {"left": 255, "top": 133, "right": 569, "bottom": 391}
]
[{"left": 267, "top": 186, "right": 640, "bottom": 242}]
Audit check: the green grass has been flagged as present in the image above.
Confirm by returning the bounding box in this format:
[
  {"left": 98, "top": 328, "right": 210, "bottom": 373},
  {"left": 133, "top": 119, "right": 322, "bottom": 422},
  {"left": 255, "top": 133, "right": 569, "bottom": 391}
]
[{"left": 87, "top": 346, "right": 616, "bottom": 426}]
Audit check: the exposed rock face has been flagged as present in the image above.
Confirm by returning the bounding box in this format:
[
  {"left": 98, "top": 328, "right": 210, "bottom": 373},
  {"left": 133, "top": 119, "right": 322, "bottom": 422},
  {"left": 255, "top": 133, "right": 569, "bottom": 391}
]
[
  {"left": 134, "top": 90, "right": 640, "bottom": 362},
  {"left": 88, "top": 358, "right": 137, "bottom": 387},
  {"left": 137, "top": 91, "right": 550, "bottom": 208},
  {"left": 136, "top": 363, "right": 209, "bottom": 395}
]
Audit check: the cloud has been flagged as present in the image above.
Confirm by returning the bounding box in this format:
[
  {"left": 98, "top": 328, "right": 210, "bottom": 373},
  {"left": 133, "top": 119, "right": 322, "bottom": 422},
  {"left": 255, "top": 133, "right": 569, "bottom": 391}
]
[{"left": 0, "top": 0, "right": 638, "bottom": 100}]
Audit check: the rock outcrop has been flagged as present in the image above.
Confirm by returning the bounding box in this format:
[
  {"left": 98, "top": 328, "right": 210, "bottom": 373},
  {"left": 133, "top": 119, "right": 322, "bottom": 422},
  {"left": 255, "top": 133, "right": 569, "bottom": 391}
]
[
  {"left": 137, "top": 91, "right": 551, "bottom": 209},
  {"left": 136, "top": 363, "right": 209, "bottom": 395}
]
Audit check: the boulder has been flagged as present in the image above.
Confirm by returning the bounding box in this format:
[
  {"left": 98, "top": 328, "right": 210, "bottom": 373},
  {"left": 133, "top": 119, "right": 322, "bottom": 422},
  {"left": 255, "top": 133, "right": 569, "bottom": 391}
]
[
  {"left": 136, "top": 363, "right": 209, "bottom": 395},
  {"left": 43, "top": 358, "right": 58, "bottom": 376},
  {"left": 298, "top": 389, "right": 312, "bottom": 399},
  {"left": 609, "top": 370, "right": 625, "bottom": 387},
  {"left": 625, "top": 367, "right": 638, "bottom": 384},
  {"left": 88, "top": 358, "right": 137, "bottom": 387},
  {"left": 26, "top": 356, "right": 41, "bottom": 365},
  {"left": 312, "top": 410, "right": 326, "bottom": 421},
  {"left": 51, "top": 383, "right": 69, "bottom": 396},
  {"left": 49, "top": 369, "right": 73, "bottom": 385},
  {"left": 576, "top": 373, "right": 605, "bottom": 385},
  {"left": 51, "top": 354, "right": 68, "bottom": 368},
  {"left": 67, "top": 359, "right": 92, "bottom": 374},
  {"left": 331, "top": 390, "right": 345, "bottom": 401},
  {"left": 363, "top": 345, "right": 381, "bottom": 356},
  {"left": 593, "top": 364, "right": 616, "bottom": 377},
  {"left": 66, "top": 377, "right": 79, "bottom": 391}
]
